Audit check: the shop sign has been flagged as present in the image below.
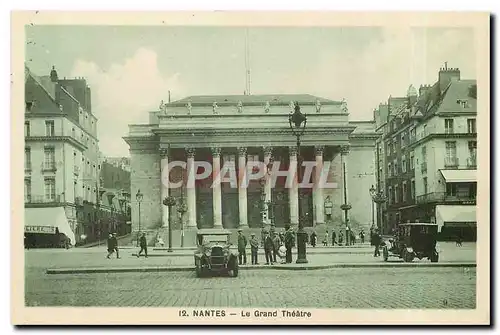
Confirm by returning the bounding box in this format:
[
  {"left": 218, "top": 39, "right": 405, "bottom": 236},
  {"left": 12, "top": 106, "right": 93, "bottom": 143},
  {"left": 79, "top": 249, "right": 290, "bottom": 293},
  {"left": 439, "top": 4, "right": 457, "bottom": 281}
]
[{"left": 25, "top": 226, "right": 56, "bottom": 234}]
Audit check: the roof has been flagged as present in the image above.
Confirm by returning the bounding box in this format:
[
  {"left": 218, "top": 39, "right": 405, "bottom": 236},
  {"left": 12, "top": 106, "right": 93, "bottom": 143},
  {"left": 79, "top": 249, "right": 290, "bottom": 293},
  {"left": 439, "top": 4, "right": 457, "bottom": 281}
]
[
  {"left": 168, "top": 94, "right": 341, "bottom": 107},
  {"left": 440, "top": 169, "right": 476, "bottom": 183},
  {"left": 437, "top": 80, "right": 477, "bottom": 113},
  {"left": 196, "top": 228, "right": 232, "bottom": 235}
]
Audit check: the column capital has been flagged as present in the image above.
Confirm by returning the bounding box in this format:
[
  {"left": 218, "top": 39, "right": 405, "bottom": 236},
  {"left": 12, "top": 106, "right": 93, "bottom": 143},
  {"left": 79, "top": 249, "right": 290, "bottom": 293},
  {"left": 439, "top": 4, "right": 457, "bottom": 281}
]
[
  {"left": 159, "top": 147, "right": 169, "bottom": 159},
  {"left": 211, "top": 146, "right": 221, "bottom": 157},
  {"left": 340, "top": 145, "right": 350, "bottom": 155},
  {"left": 314, "top": 145, "right": 325, "bottom": 156},
  {"left": 185, "top": 147, "right": 196, "bottom": 158},
  {"left": 289, "top": 146, "right": 298, "bottom": 157},
  {"left": 237, "top": 146, "right": 247, "bottom": 156},
  {"left": 262, "top": 146, "right": 273, "bottom": 157}
]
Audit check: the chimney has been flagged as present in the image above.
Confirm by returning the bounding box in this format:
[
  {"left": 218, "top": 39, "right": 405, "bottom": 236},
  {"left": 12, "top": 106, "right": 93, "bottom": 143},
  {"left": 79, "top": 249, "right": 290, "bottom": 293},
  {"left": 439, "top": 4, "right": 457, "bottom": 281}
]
[
  {"left": 438, "top": 64, "right": 460, "bottom": 93},
  {"left": 406, "top": 84, "right": 418, "bottom": 105}
]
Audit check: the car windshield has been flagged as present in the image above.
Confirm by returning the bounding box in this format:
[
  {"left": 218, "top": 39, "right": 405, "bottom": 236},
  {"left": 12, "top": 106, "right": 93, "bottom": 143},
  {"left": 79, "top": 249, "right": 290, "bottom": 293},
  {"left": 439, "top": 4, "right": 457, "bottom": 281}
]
[{"left": 202, "top": 235, "right": 228, "bottom": 244}]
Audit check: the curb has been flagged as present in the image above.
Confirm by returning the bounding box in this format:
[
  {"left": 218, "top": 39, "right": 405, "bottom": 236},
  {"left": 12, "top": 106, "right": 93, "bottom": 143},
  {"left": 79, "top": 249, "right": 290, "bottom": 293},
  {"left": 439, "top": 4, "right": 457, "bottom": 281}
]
[
  {"left": 131, "top": 251, "right": 374, "bottom": 257},
  {"left": 46, "top": 262, "right": 477, "bottom": 274}
]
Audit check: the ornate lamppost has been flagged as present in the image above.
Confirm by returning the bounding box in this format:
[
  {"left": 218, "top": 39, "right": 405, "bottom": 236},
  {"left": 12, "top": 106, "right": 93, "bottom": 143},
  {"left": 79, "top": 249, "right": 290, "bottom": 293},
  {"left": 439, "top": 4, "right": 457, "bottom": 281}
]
[
  {"left": 288, "top": 101, "right": 308, "bottom": 264},
  {"left": 369, "top": 184, "right": 387, "bottom": 243},
  {"left": 177, "top": 185, "right": 187, "bottom": 248},
  {"left": 163, "top": 195, "right": 177, "bottom": 252},
  {"left": 135, "top": 189, "right": 143, "bottom": 246}
]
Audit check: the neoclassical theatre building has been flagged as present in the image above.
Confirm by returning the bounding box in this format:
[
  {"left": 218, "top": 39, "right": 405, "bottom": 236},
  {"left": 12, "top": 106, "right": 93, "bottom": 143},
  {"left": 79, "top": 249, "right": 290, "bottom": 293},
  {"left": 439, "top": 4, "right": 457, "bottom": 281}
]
[{"left": 124, "top": 94, "right": 378, "bottom": 244}]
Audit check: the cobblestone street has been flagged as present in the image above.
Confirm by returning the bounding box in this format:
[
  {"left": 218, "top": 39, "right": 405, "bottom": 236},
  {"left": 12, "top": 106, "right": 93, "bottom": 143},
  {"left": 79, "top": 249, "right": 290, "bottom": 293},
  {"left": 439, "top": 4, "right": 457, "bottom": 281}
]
[{"left": 25, "top": 266, "right": 476, "bottom": 309}]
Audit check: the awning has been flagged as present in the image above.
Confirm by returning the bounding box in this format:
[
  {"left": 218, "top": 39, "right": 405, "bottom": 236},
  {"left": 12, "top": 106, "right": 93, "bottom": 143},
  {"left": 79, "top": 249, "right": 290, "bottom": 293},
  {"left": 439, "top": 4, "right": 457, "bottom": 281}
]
[
  {"left": 435, "top": 205, "right": 477, "bottom": 231},
  {"left": 440, "top": 169, "right": 476, "bottom": 183},
  {"left": 24, "top": 207, "right": 76, "bottom": 245}
]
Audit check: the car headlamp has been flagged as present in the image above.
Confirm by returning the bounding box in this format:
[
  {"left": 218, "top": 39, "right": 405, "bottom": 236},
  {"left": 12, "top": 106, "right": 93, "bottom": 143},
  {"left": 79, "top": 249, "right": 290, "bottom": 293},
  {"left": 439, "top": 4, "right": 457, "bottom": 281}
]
[{"left": 223, "top": 248, "right": 229, "bottom": 256}]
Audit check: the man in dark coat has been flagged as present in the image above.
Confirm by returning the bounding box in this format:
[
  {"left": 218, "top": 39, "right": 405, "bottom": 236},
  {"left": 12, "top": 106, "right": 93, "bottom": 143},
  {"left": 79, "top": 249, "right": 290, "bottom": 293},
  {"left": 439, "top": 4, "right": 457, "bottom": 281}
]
[
  {"left": 237, "top": 229, "right": 247, "bottom": 265},
  {"left": 107, "top": 233, "right": 120, "bottom": 259},
  {"left": 263, "top": 231, "right": 274, "bottom": 265},
  {"left": 331, "top": 230, "right": 337, "bottom": 246},
  {"left": 284, "top": 225, "right": 294, "bottom": 263},
  {"left": 372, "top": 229, "right": 381, "bottom": 257},
  {"left": 310, "top": 231, "right": 317, "bottom": 248},
  {"left": 137, "top": 232, "right": 148, "bottom": 258},
  {"left": 250, "top": 233, "right": 259, "bottom": 265}
]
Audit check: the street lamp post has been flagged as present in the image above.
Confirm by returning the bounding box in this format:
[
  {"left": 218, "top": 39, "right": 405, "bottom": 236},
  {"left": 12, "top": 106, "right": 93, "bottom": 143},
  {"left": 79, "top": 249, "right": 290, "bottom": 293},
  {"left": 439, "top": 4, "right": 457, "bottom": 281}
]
[
  {"left": 136, "top": 189, "right": 143, "bottom": 246},
  {"left": 369, "top": 185, "right": 376, "bottom": 230},
  {"left": 163, "top": 196, "right": 177, "bottom": 252},
  {"left": 369, "top": 184, "right": 387, "bottom": 241},
  {"left": 288, "top": 102, "right": 308, "bottom": 264}
]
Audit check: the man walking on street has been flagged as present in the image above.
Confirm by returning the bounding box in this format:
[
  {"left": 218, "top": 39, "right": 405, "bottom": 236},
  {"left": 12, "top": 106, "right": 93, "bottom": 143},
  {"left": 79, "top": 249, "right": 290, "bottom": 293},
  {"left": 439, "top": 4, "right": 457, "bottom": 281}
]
[
  {"left": 264, "top": 231, "right": 274, "bottom": 265},
  {"left": 137, "top": 232, "right": 148, "bottom": 258},
  {"left": 272, "top": 231, "right": 280, "bottom": 262},
  {"left": 284, "top": 224, "right": 294, "bottom": 263},
  {"left": 107, "top": 233, "right": 120, "bottom": 259},
  {"left": 373, "top": 229, "right": 381, "bottom": 257},
  {"left": 237, "top": 229, "right": 247, "bottom": 265},
  {"left": 250, "top": 233, "right": 259, "bottom": 265},
  {"left": 331, "top": 230, "right": 336, "bottom": 246}
]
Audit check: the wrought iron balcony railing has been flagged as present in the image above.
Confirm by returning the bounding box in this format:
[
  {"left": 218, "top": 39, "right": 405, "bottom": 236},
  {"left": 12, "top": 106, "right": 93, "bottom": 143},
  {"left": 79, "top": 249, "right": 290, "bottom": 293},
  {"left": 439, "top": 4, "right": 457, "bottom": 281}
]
[{"left": 416, "top": 192, "right": 476, "bottom": 204}]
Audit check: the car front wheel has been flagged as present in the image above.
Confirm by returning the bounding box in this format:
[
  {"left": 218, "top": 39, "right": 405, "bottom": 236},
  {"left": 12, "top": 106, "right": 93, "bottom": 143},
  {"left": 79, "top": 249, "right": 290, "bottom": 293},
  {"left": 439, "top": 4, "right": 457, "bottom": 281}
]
[{"left": 228, "top": 260, "right": 239, "bottom": 277}]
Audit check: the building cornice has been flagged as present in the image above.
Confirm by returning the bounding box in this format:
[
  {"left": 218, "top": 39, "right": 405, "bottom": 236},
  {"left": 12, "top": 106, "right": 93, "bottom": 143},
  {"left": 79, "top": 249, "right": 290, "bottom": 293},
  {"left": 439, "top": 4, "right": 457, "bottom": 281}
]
[
  {"left": 25, "top": 136, "right": 88, "bottom": 151},
  {"left": 408, "top": 132, "right": 477, "bottom": 149},
  {"left": 25, "top": 112, "right": 99, "bottom": 142}
]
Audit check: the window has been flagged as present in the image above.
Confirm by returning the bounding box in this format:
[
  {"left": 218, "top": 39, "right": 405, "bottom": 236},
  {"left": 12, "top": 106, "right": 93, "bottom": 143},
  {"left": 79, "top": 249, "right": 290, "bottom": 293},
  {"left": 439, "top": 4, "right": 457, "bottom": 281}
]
[
  {"left": 393, "top": 159, "right": 398, "bottom": 176},
  {"left": 468, "top": 141, "right": 477, "bottom": 157},
  {"left": 401, "top": 132, "right": 406, "bottom": 148},
  {"left": 386, "top": 143, "right": 391, "bottom": 156},
  {"left": 421, "top": 146, "right": 427, "bottom": 161},
  {"left": 393, "top": 137, "right": 398, "bottom": 151},
  {"left": 25, "top": 148, "right": 31, "bottom": 170},
  {"left": 24, "top": 121, "right": 30, "bottom": 136},
  {"left": 72, "top": 127, "right": 76, "bottom": 138},
  {"left": 45, "top": 120, "right": 55, "bottom": 136},
  {"left": 410, "top": 152, "right": 415, "bottom": 170},
  {"left": 388, "top": 163, "right": 392, "bottom": 177},
  {"left": 423, "top": 177, "right": 428, "bottom": 194},
  {"left": 394, "top": 184, "right": 399, "bottom": 204},
  {"left": 444, "top": 119, "right": 454, "bottom": 134},
  {"left": 44, "top": 147, "right": 55, "bottom": 169},
  {"left": 402, "top": 155, "right": 407, "bottom": 173},
  {"left": 402, "top": 181, "right": 407, "bottom": 202},
  {"left": 410, "top": 128, "right": 416, "bottom": 142},
  {"left": 446, "top": 183, "right": 457, "bottom": 196},
  {"left": 445, "top": 141, "right": 457, "bottom": 159},
  {"left": 388, "top": 186, "right": 393, "bottom": 204},
  {"left": 24, "top": 179, "right": 31, "bottom": 202},
  {"left": 467, "top": 119, "right": 477, "bottom": 134},
  {"left": 44, "top": 178, "right": 56, "bottom": 201},
  {"left": 423, "top": 124, "right": 428, "bottom": 136},
  {"left": 411, "top": 179, "right": 415, "bottom": 200}
]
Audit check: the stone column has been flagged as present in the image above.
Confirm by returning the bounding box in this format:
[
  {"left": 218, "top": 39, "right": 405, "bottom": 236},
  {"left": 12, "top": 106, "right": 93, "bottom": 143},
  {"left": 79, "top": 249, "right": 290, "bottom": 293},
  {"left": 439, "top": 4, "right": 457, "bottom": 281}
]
[
  {"left": 263, "top": 146, "right": 273, "bottom": 224},
  {"left": 314, "top": 145, "right": 325, "bottom": 226},
  {"left": 186, "top": 147, "right": 197, "bottom": 228},
  {"left": 237, "top": 146, "right": 248, "bottom": 227},
  {"left": 289, "top": 146, "right": 299, "bottom": 225},
  {"left": 211, "top": 147, "right": 223, "bottom": 228},
  {"left": 160, "top": 148, "right": 169, "bottom": 228}
]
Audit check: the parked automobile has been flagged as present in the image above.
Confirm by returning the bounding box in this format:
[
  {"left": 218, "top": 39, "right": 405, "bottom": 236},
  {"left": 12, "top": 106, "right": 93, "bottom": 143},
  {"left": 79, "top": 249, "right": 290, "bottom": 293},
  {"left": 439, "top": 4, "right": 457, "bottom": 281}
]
[
  {"left": 194, "top": 229, "right": 239, "bottom": 277},
  {"left": 382, "top": 222, "right": 440, "bottom": 262}
]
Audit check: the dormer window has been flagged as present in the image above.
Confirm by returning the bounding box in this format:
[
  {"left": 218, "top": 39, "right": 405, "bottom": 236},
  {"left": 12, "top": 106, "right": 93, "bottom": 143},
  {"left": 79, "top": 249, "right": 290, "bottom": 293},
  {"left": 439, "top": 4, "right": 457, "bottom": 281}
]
[{"left": 457, "top": 99, "right": 469, "bottom": 108}]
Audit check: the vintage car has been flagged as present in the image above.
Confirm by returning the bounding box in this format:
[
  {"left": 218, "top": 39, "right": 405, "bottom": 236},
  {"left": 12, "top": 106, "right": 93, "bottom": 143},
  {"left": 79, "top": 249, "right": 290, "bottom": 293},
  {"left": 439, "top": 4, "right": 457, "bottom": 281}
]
[
  {"left": 194, "top": 229, "right": 239, "bottom": 277},
  {"left": 382, "top": 222, "right": 440, "bottom": 262}
]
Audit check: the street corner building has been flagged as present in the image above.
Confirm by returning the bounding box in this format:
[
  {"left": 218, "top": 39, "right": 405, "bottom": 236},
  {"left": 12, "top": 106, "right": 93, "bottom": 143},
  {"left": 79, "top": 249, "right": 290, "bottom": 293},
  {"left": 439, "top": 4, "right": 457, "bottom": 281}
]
[
  {"left": 24, "top": 65, "right": 132, "bottom": 248},
  {"left": 373, "top": 65, "right": 477, "bottom": 241},
  {"left": 124, "top": 94, "right": 379, "bottom": 246}
]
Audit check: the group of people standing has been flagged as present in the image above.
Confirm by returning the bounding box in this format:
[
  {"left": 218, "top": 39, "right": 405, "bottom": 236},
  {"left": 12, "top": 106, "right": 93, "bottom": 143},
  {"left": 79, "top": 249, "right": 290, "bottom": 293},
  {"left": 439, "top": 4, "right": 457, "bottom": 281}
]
[
  {"left": 309, "top": 228, "right": 365, "bottom": 247},
  {"left": 237, "top": 225, "right": 297, "bottom": 265}
]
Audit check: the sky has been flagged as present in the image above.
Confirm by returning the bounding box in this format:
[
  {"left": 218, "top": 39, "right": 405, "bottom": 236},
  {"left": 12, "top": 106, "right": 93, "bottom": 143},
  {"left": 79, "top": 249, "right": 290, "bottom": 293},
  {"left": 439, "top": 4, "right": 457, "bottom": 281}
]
[{"left": 25, "top": 25, "right": 476, "bottom": 157}]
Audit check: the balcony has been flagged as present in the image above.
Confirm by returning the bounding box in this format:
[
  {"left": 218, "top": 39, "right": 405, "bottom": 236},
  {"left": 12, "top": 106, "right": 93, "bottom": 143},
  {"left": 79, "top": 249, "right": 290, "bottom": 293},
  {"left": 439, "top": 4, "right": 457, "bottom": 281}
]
[
  {"left": 466, "top": 156, "right": 477, "bottom": 168},
  {"left": 25, "top": 194, "right": 62, "bottom": 204},
  {"left": 420, "top": 162, "right": 427, "bottom": 173},
  {"left": 416, "top": 192, "right": 476, "bottom": 204},
  {"left": 42, "top": 163, "right": 57, "bottom": 172},
  {"left": 444, "top": 157, "right": 459, "bottom": 169}
]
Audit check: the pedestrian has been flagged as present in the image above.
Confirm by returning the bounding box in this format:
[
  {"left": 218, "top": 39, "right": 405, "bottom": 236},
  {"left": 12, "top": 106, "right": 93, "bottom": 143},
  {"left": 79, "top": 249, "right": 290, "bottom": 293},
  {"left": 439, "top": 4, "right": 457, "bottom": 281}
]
[
  {"left": 360, "top": 230, "right": 365, "bottom": 244},
  {"left": 137, "top": 232, "right": 148, "bottom": 258},
  {"left": 350, "top": 230, "right": 356, "bottom": 245},
  {"left": 237, "top": 229, "right": 247, "bottom": 265},
  {"left": 338, "top": 231, "right": 344, "bottom": 246},
  {"left": 331, "top": 230, "right": 336, "bottom": 246},
  {"left": 264, "top": 231, "right": 274, "bottom": 265},
  {"left": 373, "top": 229, "right": 381, "bottom": 257},
  {"left": 250, "top": 233, "right": 259, "bottom": 265},
  {"left": 272, "top": 232, "right": 280, "bottom": 262},
  {"left": 323, "top": 230, "right": 329, "bottom": 246},
  {"left": 106, "top": 233, "right": 120, "bottom": 259},
  {"left": 284, "top": 224, "right": 294, "bottom": 263},
  {"left": 310, "top": 231, "right": 317, "bottom": 248}
]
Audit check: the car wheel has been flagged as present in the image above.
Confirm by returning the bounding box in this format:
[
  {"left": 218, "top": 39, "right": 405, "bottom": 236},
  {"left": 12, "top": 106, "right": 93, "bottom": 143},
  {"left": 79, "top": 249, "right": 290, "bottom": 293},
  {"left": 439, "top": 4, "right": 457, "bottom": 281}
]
[
  {"left": 383, "top": 246, "right": 389, "bottom": 262},
  {"left": 430, "top": 251, "right": 439, "bottom": 263}
]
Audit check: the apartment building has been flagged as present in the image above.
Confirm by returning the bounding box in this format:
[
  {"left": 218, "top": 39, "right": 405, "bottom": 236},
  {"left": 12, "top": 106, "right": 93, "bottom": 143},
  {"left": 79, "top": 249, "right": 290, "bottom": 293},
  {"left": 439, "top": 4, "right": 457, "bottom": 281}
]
[
  {"left": 24, "top": 65, "right": 101, "bottom": 247},
  {"left": 374, "top": 65, "right": 477, "bottom": 240}
]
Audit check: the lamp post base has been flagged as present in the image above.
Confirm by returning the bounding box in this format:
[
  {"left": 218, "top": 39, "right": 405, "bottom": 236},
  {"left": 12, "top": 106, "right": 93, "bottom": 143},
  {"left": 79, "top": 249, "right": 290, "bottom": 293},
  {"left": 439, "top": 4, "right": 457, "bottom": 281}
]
[{"left": 295, "top": 229, "right": 308, "bottom": 264}]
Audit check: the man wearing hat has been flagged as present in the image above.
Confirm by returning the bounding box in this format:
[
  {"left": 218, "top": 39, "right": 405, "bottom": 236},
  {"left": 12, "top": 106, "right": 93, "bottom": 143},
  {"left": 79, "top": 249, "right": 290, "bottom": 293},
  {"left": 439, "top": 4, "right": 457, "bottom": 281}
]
[
  {"left": 249, "top": 232, "right": 259, "bottom": 265},
  {"left": 107, "top": 232, "right": 120, "bottom": 259},
  {"left": 263, "top": 230, "right": 274, "bottom": 265},
  {"left": 237, "top": 229, "right": 247, "bottom": 265}
]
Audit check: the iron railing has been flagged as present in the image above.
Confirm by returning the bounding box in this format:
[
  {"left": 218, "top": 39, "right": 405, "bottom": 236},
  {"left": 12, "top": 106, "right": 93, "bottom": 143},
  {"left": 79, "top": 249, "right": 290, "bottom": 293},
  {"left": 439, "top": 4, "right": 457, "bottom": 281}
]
[{"left": 416, "top": 192, "right": 476, "bottom": 204}]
